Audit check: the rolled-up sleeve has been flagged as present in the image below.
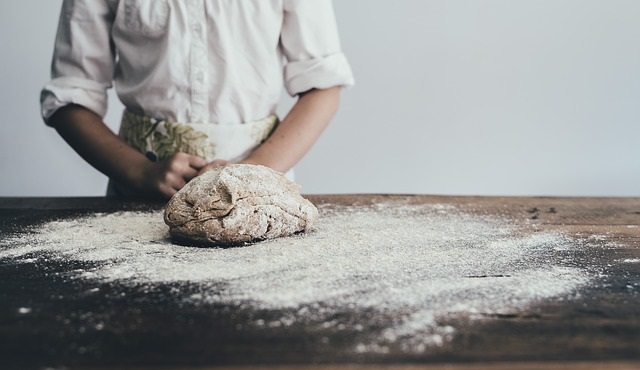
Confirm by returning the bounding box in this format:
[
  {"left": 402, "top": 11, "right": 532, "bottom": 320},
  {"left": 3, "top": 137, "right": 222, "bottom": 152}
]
[
  {"left": 281, "top": 0, "right": 355, "bottom": 96},
  {"left": 40, "top": 0, "right": 116, "bottom": 124}
]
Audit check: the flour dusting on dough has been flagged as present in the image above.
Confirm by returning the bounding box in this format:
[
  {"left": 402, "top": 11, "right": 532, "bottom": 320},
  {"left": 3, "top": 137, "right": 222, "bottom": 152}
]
[{"left": 164, "top": 164, "right": 317, "bottom": 245}]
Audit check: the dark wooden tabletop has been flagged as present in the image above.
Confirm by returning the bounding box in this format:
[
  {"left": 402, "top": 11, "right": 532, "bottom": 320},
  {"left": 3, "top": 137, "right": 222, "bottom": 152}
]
[{"left": 1, "top": 195, "right": 639, "bottom": 370}]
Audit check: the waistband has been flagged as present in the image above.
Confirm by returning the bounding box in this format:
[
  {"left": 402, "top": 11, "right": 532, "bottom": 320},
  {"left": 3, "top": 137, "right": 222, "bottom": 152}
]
[{"left": 118, "top": 111, "right": 279, "bottom": 163}]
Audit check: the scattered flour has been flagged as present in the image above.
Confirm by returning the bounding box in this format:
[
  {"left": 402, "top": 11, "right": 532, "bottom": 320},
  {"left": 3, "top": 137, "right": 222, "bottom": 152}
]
[{"left": 0, "top": 202, "right": 591, "bottom": 353}]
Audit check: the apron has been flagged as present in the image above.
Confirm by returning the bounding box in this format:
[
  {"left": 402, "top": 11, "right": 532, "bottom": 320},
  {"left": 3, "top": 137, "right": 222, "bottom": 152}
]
[{"left": 107, "top": 110, "right": 287, "bottom": 196}]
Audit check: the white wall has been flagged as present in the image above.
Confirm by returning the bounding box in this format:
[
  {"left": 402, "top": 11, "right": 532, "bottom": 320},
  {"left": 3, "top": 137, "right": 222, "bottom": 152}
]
[{"left": 1, "top": 0, "right": 639, "bottom": 197}]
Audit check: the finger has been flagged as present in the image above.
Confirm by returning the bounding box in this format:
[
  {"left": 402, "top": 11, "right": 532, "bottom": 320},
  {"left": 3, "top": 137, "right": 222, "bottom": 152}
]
[
  {"left": 182, "top": 166, "right": 199, "bottom": 182},
  {"left": 196, "top": 163, "right": 216, "bottom": 177},
  {"left": 196, "top": 160, "right": 229, "bottom": 176},
  {"left": 188, "top": 155, "right": 208, "bottom": 170},
  {"left": 164, "top": 155, "right": 200, "bottom": 181},
  {"left": 171, "top": 176, "right": 188, "bottom": 190},
  {"left": 158, "top": 183, "right": 178, "bottom": 199},
  {"left": 162, "top": 171, "right": 188, "bottom": 192}
]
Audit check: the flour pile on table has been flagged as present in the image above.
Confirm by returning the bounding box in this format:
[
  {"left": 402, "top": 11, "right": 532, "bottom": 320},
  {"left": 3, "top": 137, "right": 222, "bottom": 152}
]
[{"left": 0, "top": 202, "right": 590, "bottom": 353}]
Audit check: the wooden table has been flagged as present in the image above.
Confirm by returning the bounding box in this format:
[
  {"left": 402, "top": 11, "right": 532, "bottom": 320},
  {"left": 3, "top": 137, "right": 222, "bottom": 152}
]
[{"left": 1, "top": 196, "right": 639, "bottom": 370}]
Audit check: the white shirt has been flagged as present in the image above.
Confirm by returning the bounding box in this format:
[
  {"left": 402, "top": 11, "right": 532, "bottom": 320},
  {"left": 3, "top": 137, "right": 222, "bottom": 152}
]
[{"left": 41, "top": 0, "right": 354, "bottom": 125}]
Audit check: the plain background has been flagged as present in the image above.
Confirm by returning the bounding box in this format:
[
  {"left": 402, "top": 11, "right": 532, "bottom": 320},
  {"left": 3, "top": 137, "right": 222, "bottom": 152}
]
[{"left": 1, "top": 0, "right": 638, "bottom": 196}]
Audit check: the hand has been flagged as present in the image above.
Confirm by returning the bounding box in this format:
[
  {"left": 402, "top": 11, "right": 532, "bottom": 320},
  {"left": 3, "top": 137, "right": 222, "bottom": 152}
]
[
  {"left": 196, "top": 159, "right": 230, "bottom": 176},
  {"left": 48, "top": 105, "right": 210, "bottom": 200},
  {"left": 134, "top": 153, "right": 207, "bottom": 199}
]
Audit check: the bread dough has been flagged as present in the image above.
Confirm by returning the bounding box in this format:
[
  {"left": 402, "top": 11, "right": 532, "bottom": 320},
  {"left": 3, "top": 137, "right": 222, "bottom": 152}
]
[{"left": 164, "top": 164, "right": 318, "bottom": 246}]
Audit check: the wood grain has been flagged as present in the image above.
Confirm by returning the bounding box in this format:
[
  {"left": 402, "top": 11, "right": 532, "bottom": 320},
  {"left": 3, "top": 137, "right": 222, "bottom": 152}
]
[{"left": 1, "top": 196, "right": 639, "bottom": 370}]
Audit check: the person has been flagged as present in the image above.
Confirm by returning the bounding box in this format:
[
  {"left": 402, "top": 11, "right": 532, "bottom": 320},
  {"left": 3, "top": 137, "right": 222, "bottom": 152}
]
[{"left": 41, "top": 0, "right": 354, "bottom": 199}]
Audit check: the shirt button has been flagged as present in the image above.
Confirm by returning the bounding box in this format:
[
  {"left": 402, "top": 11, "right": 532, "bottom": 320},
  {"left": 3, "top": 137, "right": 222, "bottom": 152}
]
[
  {"left": 196, "top": 71, "right": 204, "bottom": 82},
  {"left": 194, "top": 24, "right": 202, "bottom": 33}
]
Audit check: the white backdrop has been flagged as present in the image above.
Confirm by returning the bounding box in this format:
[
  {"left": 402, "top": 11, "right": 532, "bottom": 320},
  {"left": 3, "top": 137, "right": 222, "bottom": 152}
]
[{"left": 1, "top": 0, "right": 639, "bottom": 196}]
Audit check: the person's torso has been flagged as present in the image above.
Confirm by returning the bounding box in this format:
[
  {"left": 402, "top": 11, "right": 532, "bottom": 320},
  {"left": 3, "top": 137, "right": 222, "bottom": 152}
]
[{"left": 109, "top": 0, "right": 287, "bottom": 124}]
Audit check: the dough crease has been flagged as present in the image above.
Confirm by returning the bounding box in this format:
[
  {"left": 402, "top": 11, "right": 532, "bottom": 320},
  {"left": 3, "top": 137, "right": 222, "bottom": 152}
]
[{"left": 164, "top": 164, "right": 318, "bottom": 246}]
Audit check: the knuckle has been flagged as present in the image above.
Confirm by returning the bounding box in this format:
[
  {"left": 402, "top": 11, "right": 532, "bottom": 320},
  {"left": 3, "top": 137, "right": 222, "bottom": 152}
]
[
  {"left": 167, "top": 159, "right": 182, "bottom": 172},
  {"left": 175, "top": 152, "right": 189, "bottom": 160},
  {"left": 161, "top": 171, "right": 174, "bottom": 184}
]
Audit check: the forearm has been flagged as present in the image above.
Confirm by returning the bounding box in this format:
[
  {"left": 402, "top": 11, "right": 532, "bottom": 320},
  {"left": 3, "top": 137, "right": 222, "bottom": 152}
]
[
  {"left": 243, "top": 87, "right": 341, "bottom": 173},
  {"left": 48, "top": 104, "right": 149, "bottom": 188},
  {"left": 50, "top": 105, "right": 209, "bottom": 198}
]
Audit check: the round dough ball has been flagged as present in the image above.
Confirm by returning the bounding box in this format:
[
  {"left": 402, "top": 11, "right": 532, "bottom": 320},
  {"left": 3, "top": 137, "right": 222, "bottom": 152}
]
[{"left": 164, "top": 164, "right": 318, "bottom": 246}]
